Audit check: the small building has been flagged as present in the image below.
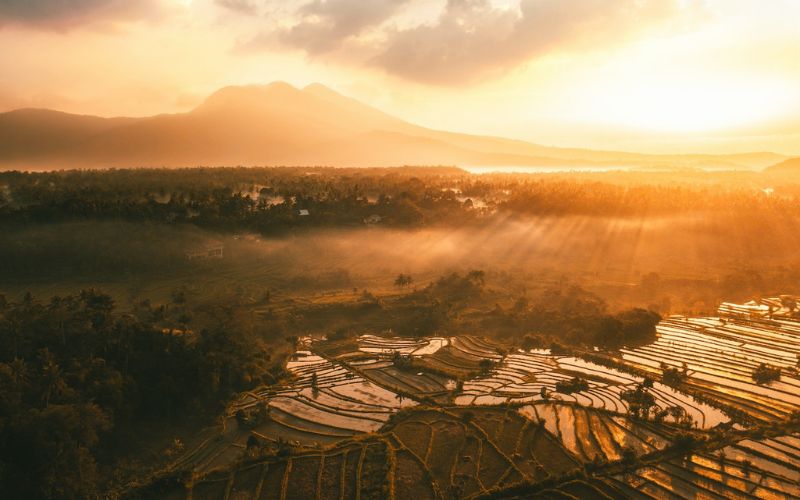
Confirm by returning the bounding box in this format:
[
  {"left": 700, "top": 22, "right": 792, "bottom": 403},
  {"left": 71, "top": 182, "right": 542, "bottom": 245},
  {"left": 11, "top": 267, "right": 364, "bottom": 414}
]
[
  {"left": 364, "top": 214, "right": 382, "bottom": 225},
  {"left": 298, "top": 209, "right": 310, "bottom": 216},
  {"left": 185, "top": 241, "right": 224, "bottom": 261}
]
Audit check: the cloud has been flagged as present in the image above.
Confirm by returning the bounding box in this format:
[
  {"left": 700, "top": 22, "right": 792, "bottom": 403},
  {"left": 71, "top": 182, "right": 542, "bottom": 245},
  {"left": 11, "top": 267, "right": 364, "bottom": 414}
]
[
  {"left": 251, "top": 0, "right": 410, "bottom": 55},
  {"left": 373, "top": 0, "right": 706, "bottom": 84},
  {"left": 0, "top": 0, "right": 161, "bottom": 29},
  {"left": 215, "top": 0, "right": 258, "bottom": 16}
]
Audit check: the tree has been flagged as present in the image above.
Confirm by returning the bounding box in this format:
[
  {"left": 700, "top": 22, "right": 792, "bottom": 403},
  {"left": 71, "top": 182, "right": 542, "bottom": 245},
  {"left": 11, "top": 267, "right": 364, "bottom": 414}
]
[
  {"left": 38, "top": 348, "right": 68, "bottom": 408},
  {"left": 466, "top": 270, "right": 485, "bottom": 286},
  {"left": 256, "top": 402, "right": 270, "bottom": 423},
  {"left": 246, "top": 434, "right": 260, "bottom": 452},
  {"left": 394, "top": 274, "right": 413, "bottom": 288},
  {"left": 479, "top": 358, "right": 495, "bottom": 374},
  {"left": 616, "top": 309, "right": 660, "bottom": 346},
  {"left": 8, "top": 357, "right": 29, "bottom": 393},
  {"left": 661, "top": 362, "right": 688, "bottom": 387},
  {"left": 621, "top": 383, "right": 656, "bottom": 419},
  {"left": 671, "top": 431, "right": 696, "bottom": 458},
  {"left": 521, "top": 334, "right": 541, "bottom": 351},
  {"left": 742, "top": 459, "right": 752, "bottom": 477},
  {"left": 621, "top": 446, "right": 637, "bottom": 469},
  {"left": 752, "top": 363, "right": 780, "bottom": 384},
  {"left": 555, "top": 376, "right": 590, "bottom": 394},
  {"left": 392, "top": 351, "right": 413, "bottom": 370},
  {"left": 235, "top": 409, "right": 248, "bottom": 428}
]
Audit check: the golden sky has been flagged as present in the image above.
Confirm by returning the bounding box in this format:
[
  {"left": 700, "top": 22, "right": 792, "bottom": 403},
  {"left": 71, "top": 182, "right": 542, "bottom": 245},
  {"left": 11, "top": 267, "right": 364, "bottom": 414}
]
[{"left": 0, "top": 0, "right": 798, "bottom": 154}]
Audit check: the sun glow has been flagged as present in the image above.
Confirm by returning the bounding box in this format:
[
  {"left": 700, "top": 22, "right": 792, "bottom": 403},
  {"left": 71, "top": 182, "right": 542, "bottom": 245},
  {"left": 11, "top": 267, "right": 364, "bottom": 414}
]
[
  {"left": 580, "top": 76, "right": 793, "bottom": 133},
  {"left": 0, "top": 0, "right": 797, "bottom": 154}
]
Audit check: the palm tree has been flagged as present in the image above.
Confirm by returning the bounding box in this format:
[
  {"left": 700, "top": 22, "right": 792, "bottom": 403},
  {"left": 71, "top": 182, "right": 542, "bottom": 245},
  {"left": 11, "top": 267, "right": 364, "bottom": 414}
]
[
  {"left": 394, "top": 274, "right": 413, "bottom": 288},
  {"left": 38, "top": 349, "right": 67, "bottom": 408},
  {"left": 9, "top": 357, "right": 28, "bottom": 393},
  {"left": 466, "top": 270, "right": 485, "bottom": 286}
]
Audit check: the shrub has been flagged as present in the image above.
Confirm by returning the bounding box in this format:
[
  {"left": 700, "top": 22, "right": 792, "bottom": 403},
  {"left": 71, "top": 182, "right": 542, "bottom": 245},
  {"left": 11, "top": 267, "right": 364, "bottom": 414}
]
[
  {"left": 392, "top": 351, "right": 414, "bottom": 370},
  {"left": 661, "top": 362, "right": 688, "bottom": 387},
  {"left": 521, "top": 334, "right": 543, "bottom": 351},
  {"left": 752, "top": 363, "right": 781, "bottom": 384},
  {"left": 620, "top": 383, "right": 656, "bottom": 419},
  {"left": 554, "top": 376, "right": 590, "bottom": 394},
  {"left": 328, "top": 327, "right": 353, "bottom": 341}
]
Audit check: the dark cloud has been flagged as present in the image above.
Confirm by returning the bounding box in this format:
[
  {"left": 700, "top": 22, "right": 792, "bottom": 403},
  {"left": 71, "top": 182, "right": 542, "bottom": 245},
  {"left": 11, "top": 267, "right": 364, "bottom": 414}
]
[
  {"left": 0, "top": 0, "right": 160, "bottom": 29},
  {"left": 215, "top": 0, "right": 258, "bottom": 16},
  {"left": 276, "top": 0, "right": 410, "bottom": 55},
  {"left": 373, "top": 0, "right": 704, "bottom": 84}
]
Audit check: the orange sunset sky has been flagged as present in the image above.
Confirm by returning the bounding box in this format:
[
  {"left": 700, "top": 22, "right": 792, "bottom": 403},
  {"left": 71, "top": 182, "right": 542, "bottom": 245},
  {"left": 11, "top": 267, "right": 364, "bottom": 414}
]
[{"left": 0, "top": 0, "right": 798, "bottom": 155}]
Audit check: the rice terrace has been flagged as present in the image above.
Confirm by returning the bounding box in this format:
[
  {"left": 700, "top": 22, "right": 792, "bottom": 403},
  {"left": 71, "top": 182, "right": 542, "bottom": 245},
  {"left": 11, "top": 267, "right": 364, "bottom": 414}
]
[{"left": 131, "top": 297, "right": 800, "bottom": 499}]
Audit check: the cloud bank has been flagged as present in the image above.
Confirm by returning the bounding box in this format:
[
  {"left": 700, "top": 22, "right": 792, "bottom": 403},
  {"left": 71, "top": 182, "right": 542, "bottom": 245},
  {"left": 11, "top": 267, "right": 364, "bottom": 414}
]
[
  {"left": 258, "top": 0, "right": 704, "bottom": 84},
  {"left": 215, "top": 0, "right": 258, "bottom": 16},
  {"left": 278, "top": 0, "right": 410, "bottom": 55},
  {"left": 0, "top": 0, "right": 161, "bottom": 29}
]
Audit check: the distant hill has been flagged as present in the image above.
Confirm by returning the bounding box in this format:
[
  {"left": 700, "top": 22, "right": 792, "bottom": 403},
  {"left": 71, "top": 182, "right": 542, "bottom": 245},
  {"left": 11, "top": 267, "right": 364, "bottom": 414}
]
[
  {"left": 764, "top": 157, "right": 800, "bottom": 174},
  {"left": 0, "top": 82, "right": 787, "bottom": 170}
]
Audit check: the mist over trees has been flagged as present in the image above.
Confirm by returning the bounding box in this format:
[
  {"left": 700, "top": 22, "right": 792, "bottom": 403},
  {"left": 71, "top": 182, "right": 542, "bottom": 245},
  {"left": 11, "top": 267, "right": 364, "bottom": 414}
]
[{"left": 2, "top": 167, "right": 800, "bottom": 234}]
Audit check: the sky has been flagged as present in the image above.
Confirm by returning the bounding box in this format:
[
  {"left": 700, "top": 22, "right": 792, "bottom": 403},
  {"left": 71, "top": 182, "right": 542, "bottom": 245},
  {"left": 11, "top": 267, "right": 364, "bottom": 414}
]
[{"left": 0, "top": 0, "right": 798, "bottom": 155}]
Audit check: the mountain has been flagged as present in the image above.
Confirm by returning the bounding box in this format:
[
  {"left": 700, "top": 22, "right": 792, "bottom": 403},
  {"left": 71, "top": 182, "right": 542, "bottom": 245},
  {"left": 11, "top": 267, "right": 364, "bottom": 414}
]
[
  {"left": 0, "top": 82, "right": 787, "bottom": 170},
  {"left": 764, "top": 157, "right": 800, "bottom": 174}
]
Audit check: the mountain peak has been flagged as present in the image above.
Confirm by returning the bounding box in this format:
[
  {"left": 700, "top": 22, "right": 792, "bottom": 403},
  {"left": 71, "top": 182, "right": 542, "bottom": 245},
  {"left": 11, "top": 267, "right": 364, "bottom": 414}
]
[
  {"left": 303, "top": 82, "right": 339, "bottom": 98},
  {"left": 196, "top": 82, "right": 302, "bottom": 113}
]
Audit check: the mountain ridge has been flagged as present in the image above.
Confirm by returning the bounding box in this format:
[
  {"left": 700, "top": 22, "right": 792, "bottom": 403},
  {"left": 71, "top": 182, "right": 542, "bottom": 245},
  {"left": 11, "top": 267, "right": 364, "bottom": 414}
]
[
  {"left": 764, "top": 156, "right": 800, "bottom": 173},
  {"left": 0, "top": 81, "right": 787, "bottom": 170}
]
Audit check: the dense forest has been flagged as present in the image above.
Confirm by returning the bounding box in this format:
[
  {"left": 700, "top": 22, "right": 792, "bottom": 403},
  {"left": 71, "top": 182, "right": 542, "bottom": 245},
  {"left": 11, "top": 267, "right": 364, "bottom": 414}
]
[
  {"left": 2, "top": 167, "right": 799, "bottom": 233},
  {"left": 303, "top": 271, "right": 661, "bottom": 350},
  {"left": 3, "top": 166, "right": 800, "bottom": 289},
  {"left": 0, "top": 290, "right": 291, "bottom": 498}
]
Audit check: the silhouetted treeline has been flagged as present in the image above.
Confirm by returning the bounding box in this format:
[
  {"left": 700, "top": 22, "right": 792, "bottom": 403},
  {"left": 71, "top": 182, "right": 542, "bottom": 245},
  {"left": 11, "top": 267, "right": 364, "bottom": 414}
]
[
  {"left": 0, "top": 290, "right": 289, "bottom": 498},
  {"left": 1, "top": 167, "right": 799, "bottom": 234},
  {"left": 520, "top": 286, "right": 661, "bottom": 348},
  {"left": 310, "top": 271, "right": 659, "bottom": 350},
  {"left": 398, "top": 276, "right": 661, "bottom": 348}
]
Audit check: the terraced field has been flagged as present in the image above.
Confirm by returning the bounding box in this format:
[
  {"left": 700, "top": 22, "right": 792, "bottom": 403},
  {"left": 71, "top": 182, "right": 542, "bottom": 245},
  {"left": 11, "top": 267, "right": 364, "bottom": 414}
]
[
  {"left": 357, "top": 335, "right": 449, "bottom": 357},
  {"left": 234, "top": 352, "right": 416, "bottom": 439},
  {"left": 139, "top": 407, "right": 582, "bottom": 500},
  {"left": 596, "top": 433, "right": 800, "bottom": 499},
  {"left": 518, "top": 402, "right": 675, "bottom": 462},
  {"left": 619, "top": 312, "right": 800, "bottom": 423},
  {"left": 139, "top": 297, "right": 800, "bottom": 499},
  {"left": 415, "top": 336, "right": 504, "bottom": 379},
  {"left": 457, "top": 352, "right": 728, "bottom": 429}
]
